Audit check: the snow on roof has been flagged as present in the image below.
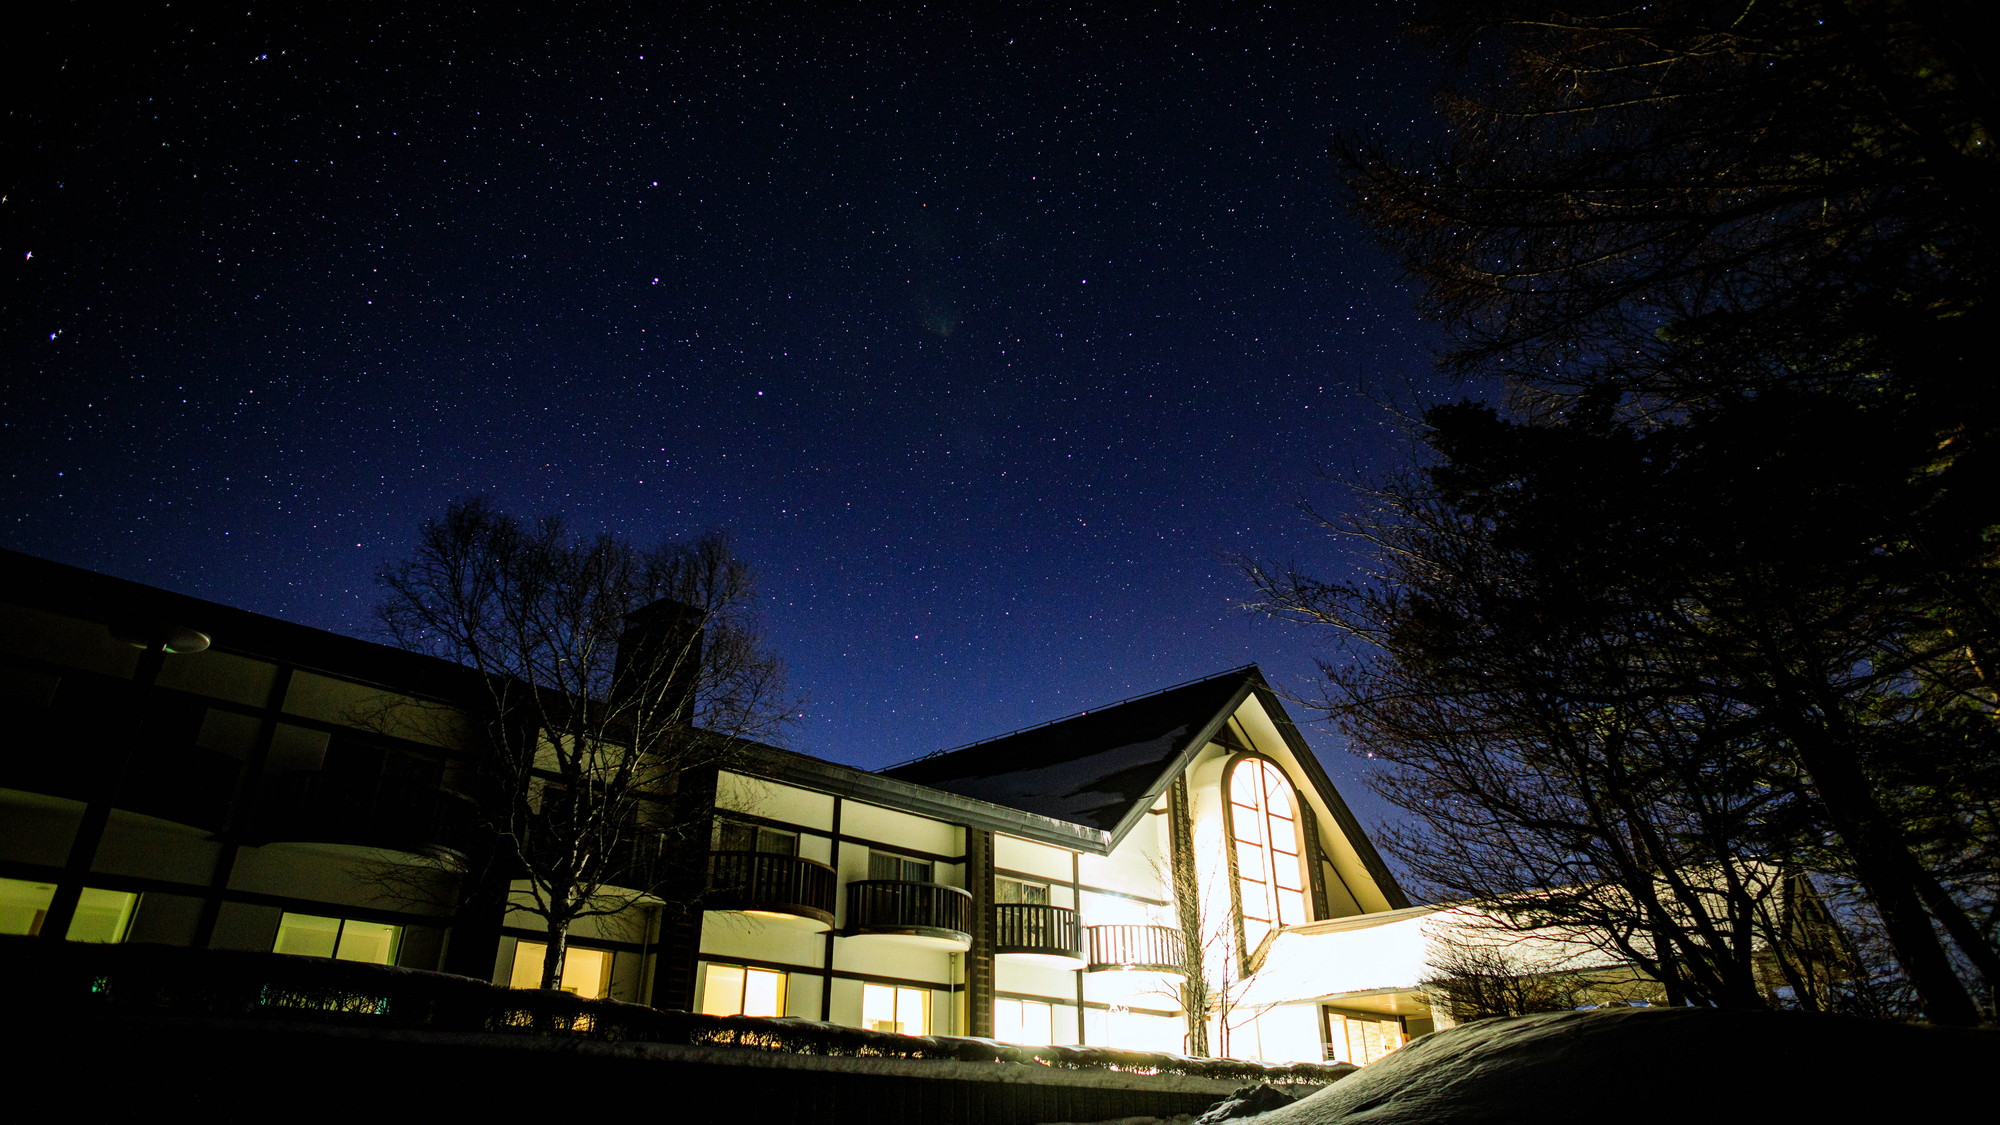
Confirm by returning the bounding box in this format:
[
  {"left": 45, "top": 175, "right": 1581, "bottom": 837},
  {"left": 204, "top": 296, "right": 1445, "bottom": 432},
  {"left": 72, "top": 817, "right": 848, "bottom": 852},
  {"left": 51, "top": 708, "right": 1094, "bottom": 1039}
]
[{"left": 880, "top": 670, "right": 1254, "bottom": 833}]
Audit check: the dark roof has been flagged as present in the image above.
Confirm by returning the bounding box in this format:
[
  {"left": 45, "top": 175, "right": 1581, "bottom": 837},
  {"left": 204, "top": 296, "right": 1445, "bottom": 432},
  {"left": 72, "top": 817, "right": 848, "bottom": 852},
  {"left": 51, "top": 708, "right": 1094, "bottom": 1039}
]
[
  {"left": 880, "top": 668, "right": 1261, "bottom": 838},
  {"left": 0, "top": 548, "right": 475, "bottom": 699}
]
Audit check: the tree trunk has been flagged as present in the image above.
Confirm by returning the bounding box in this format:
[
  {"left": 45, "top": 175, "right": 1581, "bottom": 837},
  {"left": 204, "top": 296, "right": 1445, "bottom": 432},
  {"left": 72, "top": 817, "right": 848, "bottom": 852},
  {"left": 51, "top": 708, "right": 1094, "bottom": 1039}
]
[{"left": 539, "top": 922, "right": 570, "bottom": 992}]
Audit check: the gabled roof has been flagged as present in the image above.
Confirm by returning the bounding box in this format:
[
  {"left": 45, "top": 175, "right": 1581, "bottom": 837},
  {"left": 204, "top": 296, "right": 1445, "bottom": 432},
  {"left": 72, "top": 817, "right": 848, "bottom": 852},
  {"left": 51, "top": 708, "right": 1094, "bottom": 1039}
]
[{"left": 880, "top": 667, "right": 1262, "bottom": 843}]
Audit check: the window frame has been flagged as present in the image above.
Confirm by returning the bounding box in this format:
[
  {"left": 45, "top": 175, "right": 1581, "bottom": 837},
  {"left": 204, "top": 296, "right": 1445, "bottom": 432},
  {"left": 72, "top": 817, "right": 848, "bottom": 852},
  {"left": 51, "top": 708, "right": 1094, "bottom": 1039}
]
[
  {"left": 1223, "top": 754, "right": 1312, "bottom": 958},
  {"left": 867, "top": 849, "right": 935, "bottom": 883},
  {"left": 698, "top": 962, "right": 789, "bottom": 1018},
  {"left": 862, "top": 982, "right": 931, "bottom": 1035},
  {"left": 273, "top": 911, "right": 403, "bottom": 965}
]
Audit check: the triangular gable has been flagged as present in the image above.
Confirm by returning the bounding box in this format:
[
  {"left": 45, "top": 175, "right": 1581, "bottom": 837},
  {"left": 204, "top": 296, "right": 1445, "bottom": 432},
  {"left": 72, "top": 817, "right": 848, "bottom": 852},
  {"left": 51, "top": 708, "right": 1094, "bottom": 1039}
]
[
  {"left": 880, "top": 669, "right": 1253, "bottom": 840},
  {"left": 881, "top": 667, "right": 1407, "bottom": 906}
]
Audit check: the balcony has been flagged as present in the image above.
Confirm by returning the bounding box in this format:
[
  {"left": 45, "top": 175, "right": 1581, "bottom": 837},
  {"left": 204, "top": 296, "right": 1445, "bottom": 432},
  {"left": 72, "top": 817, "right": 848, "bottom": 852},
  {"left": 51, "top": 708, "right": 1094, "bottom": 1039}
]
[
  {"left": 256, "top": 771, "right": 476, "bottom": 862},
  {"left": 995, "top": 902, "right": 1083, "bottom": 965},
  {"left": 1085, "top": 924, "right": 1187, "bottom": 973},
  {"left": 845, "top": 879, "right": 973, "bottom": 950},
  {"left": 706, "top": 850, "right": 837, "bottom": 930}
]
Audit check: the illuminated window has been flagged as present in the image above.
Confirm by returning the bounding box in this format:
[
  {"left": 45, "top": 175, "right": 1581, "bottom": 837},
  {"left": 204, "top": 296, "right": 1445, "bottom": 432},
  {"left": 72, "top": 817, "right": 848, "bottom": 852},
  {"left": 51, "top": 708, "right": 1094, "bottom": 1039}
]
[
  {"left": 1228, "top": 757, "right": 1309, "bottom": 953},
  {"left": 863, "top": 982, "right": 930, "bottom": 1035},
  {"left": 993, "top": 997, "right": 1053, "bottom": 1044},
  {"left": 508, "top": 941, "right": 613, "bottom": 998},
  {"left": 274, "top": 912, "right": 402, "bottom": 965},
  {"left": 699, "top": 963, "right": 788, "bottom": 1017},
  {"left": 0, "top": 879, "right": 138, "bottom": 942},
  {"left": 996, "top": 878, "right": 1049, "bottom": 905}
]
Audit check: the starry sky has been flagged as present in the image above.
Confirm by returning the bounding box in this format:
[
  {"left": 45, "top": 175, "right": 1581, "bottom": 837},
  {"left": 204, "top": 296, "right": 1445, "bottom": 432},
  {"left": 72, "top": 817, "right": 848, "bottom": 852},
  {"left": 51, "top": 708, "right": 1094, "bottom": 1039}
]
[{"left": 4, "top": 4, "right": 1449, "bottom": 825}]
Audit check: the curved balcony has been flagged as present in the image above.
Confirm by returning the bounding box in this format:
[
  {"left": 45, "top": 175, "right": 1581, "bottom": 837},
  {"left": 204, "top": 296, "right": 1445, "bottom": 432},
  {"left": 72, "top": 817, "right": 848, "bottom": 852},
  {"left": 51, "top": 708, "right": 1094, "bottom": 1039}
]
[
  {"left": 706, "top": 850, "right": 837, "bottom": 930},
  {"left": 1086, "top": 923, "right": 1187, "bottom": 973},
  {"left": 845, "top": 880, "right": 973, "bottom": 950},
  {"left": 995, "top": 902, "right": 1083, "bottom": 965},
  {"left": 256, "top": 771, "right": 476, "bottom": 863}
]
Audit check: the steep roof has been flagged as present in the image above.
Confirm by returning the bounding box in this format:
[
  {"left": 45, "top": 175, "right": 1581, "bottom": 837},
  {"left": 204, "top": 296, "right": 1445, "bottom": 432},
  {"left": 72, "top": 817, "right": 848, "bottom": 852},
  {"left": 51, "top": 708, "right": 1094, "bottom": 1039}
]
[{"left": 879, "top": 667, "right": 1261, "bottom": 839}]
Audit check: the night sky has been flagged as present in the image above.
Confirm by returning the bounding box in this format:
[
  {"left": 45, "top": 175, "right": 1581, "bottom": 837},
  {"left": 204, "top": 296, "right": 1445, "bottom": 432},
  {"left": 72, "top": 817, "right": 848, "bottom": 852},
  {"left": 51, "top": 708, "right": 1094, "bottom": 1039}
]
[{"left": 4, "top": 4, "right": 1448, "bottom": 825}]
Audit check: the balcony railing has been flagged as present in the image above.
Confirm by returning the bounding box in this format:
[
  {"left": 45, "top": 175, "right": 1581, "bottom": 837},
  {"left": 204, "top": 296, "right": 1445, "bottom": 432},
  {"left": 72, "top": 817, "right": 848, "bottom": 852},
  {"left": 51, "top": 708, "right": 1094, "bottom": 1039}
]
[
  {"left": 994, "top": 902, "right": 1082, "bottom": 959},
  {"left": 845, "top": 880, "right": 973, "bottom": 945},
  {"left": 1085, "top": 924, "right": 1187, "bottom": 973},
  {"left": 706, "top": 851, "right": 837, "bottom": 927}
]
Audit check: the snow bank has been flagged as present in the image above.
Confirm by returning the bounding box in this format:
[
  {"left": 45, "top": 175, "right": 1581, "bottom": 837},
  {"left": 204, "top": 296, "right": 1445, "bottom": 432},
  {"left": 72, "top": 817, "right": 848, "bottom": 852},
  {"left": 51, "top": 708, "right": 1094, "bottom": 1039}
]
[{"left": 1236, "top": 1007, "right": 2000, "bottom": 1125}]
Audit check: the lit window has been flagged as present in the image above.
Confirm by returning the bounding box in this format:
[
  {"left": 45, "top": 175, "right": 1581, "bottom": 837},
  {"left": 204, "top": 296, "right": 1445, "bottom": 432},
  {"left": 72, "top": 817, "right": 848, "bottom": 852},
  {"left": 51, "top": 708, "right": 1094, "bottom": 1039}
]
[
  {"left": 1229, "top": 757, "right": 1309, "bottom": 952},
  {"left": 274, "top": 912, "right": 402, "bottom": 965},
  {"left": 863, "top": 982, "right": 930, "bottom": 1035},
  {"left": 995, "top": 878, "right": 1050, "bottom": 905},
  {"left": 0, "top": 879, "right": 138, "bottom": 942},
  {"left": 699, "top": 963, "right": 788, "bottom": 1017},
  {"left": 993, "top": 997, "right": 1053, "bottom": 1044},
  {"left": 508, "top": 941, "right": 613, "bottom": 998},
  {"left": 868, "top": 850, "right": 934, "bottom": 882}
]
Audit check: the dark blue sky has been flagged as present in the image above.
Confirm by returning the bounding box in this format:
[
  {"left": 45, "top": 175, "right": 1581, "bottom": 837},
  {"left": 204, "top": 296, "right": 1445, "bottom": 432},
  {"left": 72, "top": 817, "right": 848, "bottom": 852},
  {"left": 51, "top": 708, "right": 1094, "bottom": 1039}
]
[{"left": 4, "top": 4, "right": 1449, "bottom": 827}]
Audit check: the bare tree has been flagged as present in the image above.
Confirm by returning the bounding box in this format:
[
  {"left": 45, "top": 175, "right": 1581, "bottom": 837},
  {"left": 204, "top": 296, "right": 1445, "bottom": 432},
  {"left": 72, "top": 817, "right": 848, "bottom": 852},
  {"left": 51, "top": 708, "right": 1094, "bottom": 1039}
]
[{"left": 378, "top": 499, "right": 789, "bottom": 990}]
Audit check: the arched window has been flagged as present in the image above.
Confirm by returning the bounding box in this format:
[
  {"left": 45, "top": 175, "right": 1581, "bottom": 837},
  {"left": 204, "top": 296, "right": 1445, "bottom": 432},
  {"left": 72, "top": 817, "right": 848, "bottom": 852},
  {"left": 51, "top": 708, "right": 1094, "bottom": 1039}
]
[{"left": 1228, "top": 756, "right": 1308, "bottom": 952}]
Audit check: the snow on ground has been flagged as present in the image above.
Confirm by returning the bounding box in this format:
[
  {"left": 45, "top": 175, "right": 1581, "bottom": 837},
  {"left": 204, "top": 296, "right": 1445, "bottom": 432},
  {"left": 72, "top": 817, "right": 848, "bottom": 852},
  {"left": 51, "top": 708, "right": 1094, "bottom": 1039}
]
[{"left": 1225, "top": 1007, "right": 1999, "bottom": 1125}]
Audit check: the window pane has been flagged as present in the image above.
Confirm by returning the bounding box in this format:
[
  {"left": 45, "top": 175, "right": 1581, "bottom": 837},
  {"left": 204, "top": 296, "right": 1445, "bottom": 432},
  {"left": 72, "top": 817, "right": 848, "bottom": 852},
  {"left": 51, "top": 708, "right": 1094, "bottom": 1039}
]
[
  {"left": 755, "top": 827, "right": 798, "bottom": 855},
  {"left": 510, "top": 942, "right": 549, "bottom": 990},
  {"left": 1275, "top": 853, "right": 1304, "bottom": 891},
  {"left": 742, "top": 968, "right": 785, "bottom": 1017},
  {"left": 702, "top": 964, "right": 747, "bottom": 1016},
  {"left": 897, "top": 987, "right": 928, "bottom": 1035},
  {"left": 994, "top": 998, "right": 1023, "bottom": 1043},
  {"left": 1233, "top": 810, "right": 1263, "bottom": 846},
  {"left": 1239, "top": 875, "right": 1271, "bottom": 921},
  {"left": 334, "top": 920, "right": 401, "bottom": 965},
  {"left": 717, "top": 821, "right": 755, "bottom": 852},
  {"left": 0, "top": 878, "right": 56, "bottom": 937},
  {"left": 1023, "top": 1000, "right": 1051, "bottom": 1044},
  {"left": 1268, "top": 815, "right": 1298, "bottom": 856},
  {"left": 1236, "top": 840, "right": 1266, "bottom": 884},
  {"left": 67, "top": 888, "right": 139, "bottom": 943},
  {"left": 1265, "top": 775, "right": 1293, "bottom": 817},
  {"left": 559, "top": 946, "right": 610, "bottom": 998},
  {"left": 1229, "top": 764, "right": 1262, "bottom": 808},
  {"left": 863, "top": 982, "right": 898, "bottom": 1031},
  {"left": 274, "top": 913, "right": 341, "bottom": 958}
]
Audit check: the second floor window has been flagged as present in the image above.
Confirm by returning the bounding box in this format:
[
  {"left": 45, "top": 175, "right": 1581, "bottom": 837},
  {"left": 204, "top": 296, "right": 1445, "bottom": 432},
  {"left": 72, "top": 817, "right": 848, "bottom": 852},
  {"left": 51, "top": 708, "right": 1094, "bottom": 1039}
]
[
  {"left": 714, "top": 819, "right": 797, "bottom": 856},
  {"left": 868, "top": 850, "right": 934, "bottom": 882},
  {"left": 996, "top": 878, "right": 1050, "bottom": 905}
]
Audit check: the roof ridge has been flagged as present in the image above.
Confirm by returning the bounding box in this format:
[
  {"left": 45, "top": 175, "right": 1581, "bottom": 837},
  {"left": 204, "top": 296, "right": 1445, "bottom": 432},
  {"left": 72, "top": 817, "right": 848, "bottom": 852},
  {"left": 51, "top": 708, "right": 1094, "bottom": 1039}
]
[{"left": 883, "top": 663, "right": 1261, "bottom": 771}]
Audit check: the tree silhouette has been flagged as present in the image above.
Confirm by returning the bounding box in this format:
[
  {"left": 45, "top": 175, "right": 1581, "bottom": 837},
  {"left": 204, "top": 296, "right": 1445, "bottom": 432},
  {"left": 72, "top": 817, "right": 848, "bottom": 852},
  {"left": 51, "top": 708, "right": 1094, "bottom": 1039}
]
[{"left": 378, "top": 499, "right": 788, "bottom": 990}]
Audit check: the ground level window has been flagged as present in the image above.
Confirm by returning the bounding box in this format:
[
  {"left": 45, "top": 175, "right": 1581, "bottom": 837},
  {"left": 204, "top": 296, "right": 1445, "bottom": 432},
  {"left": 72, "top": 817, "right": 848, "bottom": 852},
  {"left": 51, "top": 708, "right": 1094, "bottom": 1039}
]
[
  {"left": 508, "top": 941, "right": 613, "bottom": 998},
  {"left": 993, "top": 997, "right": 1053, "bottom": 1045},
  {"left": 0, "top": 879, "right": 139, "bottom": 942},
  {"left": 1324, "top": 1008, "right": 1405, "bottom": 1066},
  {"left": 863, "top": 983, "right": 930, "bottom": 1035},
  {"left": 274, "top": 913, "right": 401, "bottom": 965},
  {"left": 700, "top": 963, "right": 788, "bottom": 1017}
]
